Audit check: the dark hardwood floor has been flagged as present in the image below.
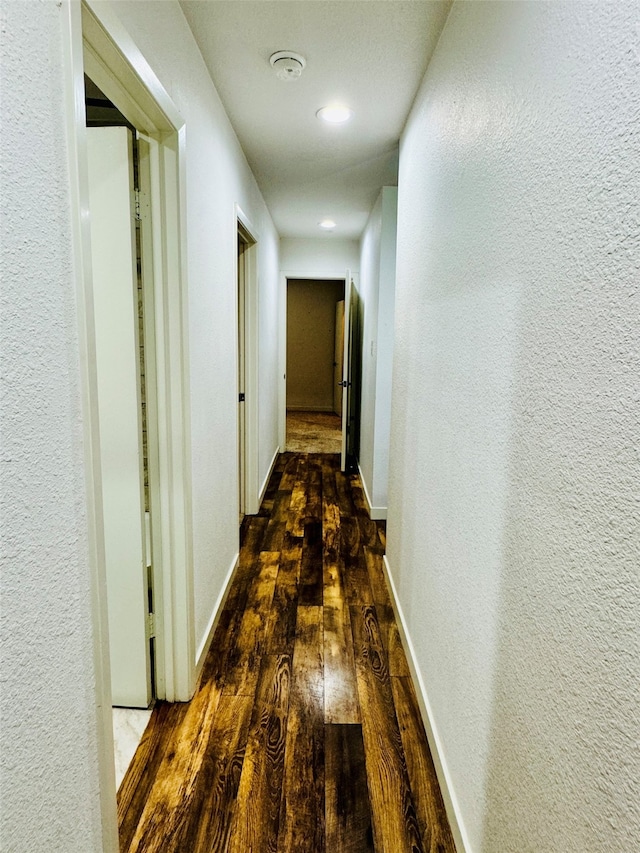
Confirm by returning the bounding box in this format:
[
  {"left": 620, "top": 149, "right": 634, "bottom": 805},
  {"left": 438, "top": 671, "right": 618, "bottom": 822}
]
[{"left": 117, "top": 453, "right": 456, "bottom": 853}]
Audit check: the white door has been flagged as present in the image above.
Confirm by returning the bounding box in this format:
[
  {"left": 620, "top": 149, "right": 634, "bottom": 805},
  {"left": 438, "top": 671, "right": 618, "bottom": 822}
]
[
  {"left": 237, "top": 235, "right": 246, "bottom": 521},
  {"left": 340, "top": 273, "right": 352, "bottom": 471},
  {"left": 87, "top": 127, "right": 152, "bottom": 708},
  {"left": 333, "top": 299, "right": 344, "bottom": 417}
]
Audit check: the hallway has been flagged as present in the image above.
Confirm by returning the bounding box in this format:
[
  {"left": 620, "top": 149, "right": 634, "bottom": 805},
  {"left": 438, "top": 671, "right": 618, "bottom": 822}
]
[{"left": 117, "top": 453, "right": 455, "bottom": 852}]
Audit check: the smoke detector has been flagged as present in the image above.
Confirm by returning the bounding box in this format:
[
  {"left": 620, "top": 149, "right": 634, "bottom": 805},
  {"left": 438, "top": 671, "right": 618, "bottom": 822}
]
[{"left": 270, "top": 51, "right": 306, "bottom": 82}]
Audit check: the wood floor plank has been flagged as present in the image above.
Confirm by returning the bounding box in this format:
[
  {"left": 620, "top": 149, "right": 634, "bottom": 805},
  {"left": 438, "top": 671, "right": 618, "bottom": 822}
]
[
  {"left": 340, "top": 518, "right": 374, "bottom": 606},
  {"left": 119, "top": 451, "right": 456, "bottom": 853},
  {"left": 363, "top": 545, "right": 392, "bottom": 607},
  {"left": 304, "top": 458, "right": 323, "bottom": 522},
  {"left": 259, "top": 460, "right": 284, "bottom": 516},
  {"left": 263, "top": 489, "right": 291, "bottom": 552},
  {"left": 277, "top": 606, "right": 325, "bottom": 852},
  {"left": 229, "top": 654, "right": 292, "bottom": 853},
  {"left": 325, "top": 724, "right": 374, "bottom": 853},
  {"left": 265, "top": 533, "right": 302, "bottom": 655},
  {"left": 321, "top": 464, "right": 341, "bottom": 561},
  {"left": 377, "top": 604, "right": 411, "bottom": 677},
  {"left": 287, "top": 477, "right": 307, "bottom": 536},
  {"left": 300, "top": 520, "right": 323, "bottom": 606},
  {"left": 357, "top": 516, "right": 384, "bottom": 553},
  {"left": 240, "top": 516, "right": 269, "bottom": 559},
  {"left": 279, "top": 453, "right": 301, "bottom": 491},
  {"left": 335, "top": 470, "right": 356, "bottom": 516},
  {"left": 118, "top": 701, "right": 186, "bottom": 850},
  {"left": 324, "top": 557, "right": 360, "bottom": 724},
  {"left": 177, "top": 694, "right": 254, "bottom": 852},
  {"left": 126, "top": 671, "right": 224, "bottom": 852},
  {"left": 222, "top": 551, "right": 279, "bottom": 696},
  {"left": 392, "top": 677, "right": 457, "bottom": 853},
  {"left": 351, "top": 604, "right": 424, "bottom": 853},
  {"left": 349, "top": 474, "right": 370, "bottom": 518}
]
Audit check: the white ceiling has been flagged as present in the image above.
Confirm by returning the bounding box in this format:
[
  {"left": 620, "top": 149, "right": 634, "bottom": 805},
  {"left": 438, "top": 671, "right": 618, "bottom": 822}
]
[{"left": 180, "top": 0, "right": 451, "bottom": 239}]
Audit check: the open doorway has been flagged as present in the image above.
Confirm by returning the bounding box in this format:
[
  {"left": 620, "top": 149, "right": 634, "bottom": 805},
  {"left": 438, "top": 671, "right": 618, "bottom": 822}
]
[
  {"left": 85, "top": 75, "right": 158, "bottom": 786},
  {"left": 285, "top": 278, "right": 344, "bottom": 453},
  {"left": 76, "top": 5, "right": 195, "bottom": 815},
  {"left": 236, "top": 211, "right": 258, "bottom": 519}
]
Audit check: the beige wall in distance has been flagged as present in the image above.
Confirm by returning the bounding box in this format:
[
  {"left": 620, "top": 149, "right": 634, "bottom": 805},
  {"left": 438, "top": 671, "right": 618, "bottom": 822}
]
[{"left": 286, "top": 279, "right": 344, "bottom": 411}]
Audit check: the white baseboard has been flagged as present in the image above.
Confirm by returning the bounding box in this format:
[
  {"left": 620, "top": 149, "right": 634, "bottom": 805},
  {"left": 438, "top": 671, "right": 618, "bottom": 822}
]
[
  {"left": 195, "top": 551, "right": 239, "bottom": 678},
  {"left": 357, "top": 462, "right": 387, "bottom": 520},
  {"left": 382, "top": 554, "right": 472, "bottom": 853},
  {"left": 259, "top": 446, "right": 280, "bottom": 505}
]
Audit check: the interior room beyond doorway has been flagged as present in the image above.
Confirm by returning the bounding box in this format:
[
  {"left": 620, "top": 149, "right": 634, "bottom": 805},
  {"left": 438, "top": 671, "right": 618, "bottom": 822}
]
[{"left": 286, "top": 278, "right": 345, "bottom": 453}]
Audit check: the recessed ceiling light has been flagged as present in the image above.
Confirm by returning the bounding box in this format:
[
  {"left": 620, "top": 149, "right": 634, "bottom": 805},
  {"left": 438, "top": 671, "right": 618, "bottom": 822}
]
[
  {"left": 316, "top": 105, "right": 353, "bottom": 124},
  {"left": 319, "top": 219, "right": 336, "bottom": 230}
]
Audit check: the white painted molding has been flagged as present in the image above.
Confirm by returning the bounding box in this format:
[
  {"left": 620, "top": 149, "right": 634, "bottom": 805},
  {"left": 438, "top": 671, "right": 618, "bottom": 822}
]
[
  {"left": 80, "top": 0, "right": 196, "bottom": 705},
  {"left": 259, "top": 446, "right": 280, "bottom": 505},
  {"left": 281, "top": 269, "right": 352, "bottom": 281},
  {"left": 195, "top": 552, "right": 239, "bottom": 678},
  {"left": 381, "top": 554, "right": 472, "bottom": 853},
  {"left": 279, "top": 270, "right": 349, "bottom": 450},
  {"left": 235, "top": 204, "right": 260, "bottom": 516},
  {"left": 357, "top": 462, "right": 387, "bottom": 521},
  {"left": 83, "top": 0, "right": 183, "bottom": 131},
  {"left": 62, "top": 3, "right": 119, "bottom": 848}
]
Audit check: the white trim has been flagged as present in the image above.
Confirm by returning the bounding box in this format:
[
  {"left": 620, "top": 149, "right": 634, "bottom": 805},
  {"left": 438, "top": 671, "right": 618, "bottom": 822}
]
[
  {"left": 279, "top": 273, "right": 288, "bottom": 450},
  {"left": 259, "top": 445, "right": 281, "bottom": 505},
  {"left": 62, "top": 3, "right": 119, "bottom": 848},
  {"left": 80, "top": 0, "right": 196, "bottom": 708},
  {"left": 195, "top": 552, "right": 239, "bottom": 678},
  {"left": 280, "top": 271, "right": 348, "bottom": 454},
  {"left": 381, "top": 555, "right": 472, "bottom": 853},
  {"left": 236, "top": 205, "right": 260, "bottom": 515},
  {"left": 81, "top": 1, "right": 182, "bottom": 131},
  {"left": 281, "top": 269, "right": 348, "bottom": 281},
  {"left": 357, "top": 462, "right": 387, "bottom": 520}
]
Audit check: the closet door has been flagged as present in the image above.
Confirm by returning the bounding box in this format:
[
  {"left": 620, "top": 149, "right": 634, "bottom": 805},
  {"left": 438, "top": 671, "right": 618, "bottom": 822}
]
[{"left": 87, "top": 126, "right": 151, "bottom": 708}]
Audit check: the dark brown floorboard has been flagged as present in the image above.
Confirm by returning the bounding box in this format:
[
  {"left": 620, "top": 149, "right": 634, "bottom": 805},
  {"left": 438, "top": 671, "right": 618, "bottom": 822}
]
[{"left": 118, "top": 452, "right": 456, "bottom": 853}]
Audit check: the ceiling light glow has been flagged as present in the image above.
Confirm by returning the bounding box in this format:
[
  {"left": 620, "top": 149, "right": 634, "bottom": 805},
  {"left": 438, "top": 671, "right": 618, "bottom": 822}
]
[
  {"left": 319, "top": 219, "right": 336, "bottom": 230},
  {"left": 316, "top": 105, "right": 353, "bottom": 124}
]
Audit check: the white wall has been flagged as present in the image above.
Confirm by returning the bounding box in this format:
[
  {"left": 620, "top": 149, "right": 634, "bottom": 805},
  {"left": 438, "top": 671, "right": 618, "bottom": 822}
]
[
  {"left": 358, "top": 187, "right": 397, "bottom": 516},
  {"left": 0, "top": 4, "right": 110, "bottom": 850},
  {"left": 280, "top": 237, "right": 359, "bottom": 277},
  {"left": 109, "top": 1, "right": 281, "bottom": 653},
  {"left": 2, "top": 3, "right": 282, "bottom": 848},
  {"left": 388, "top": 3, "right": 640, "bottom": 852}
]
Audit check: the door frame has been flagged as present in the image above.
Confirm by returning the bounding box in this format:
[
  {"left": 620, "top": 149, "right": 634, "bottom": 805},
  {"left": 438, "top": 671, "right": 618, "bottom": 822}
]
[
  {"left": 280, "top": 270, "right": 347, "bottom": 452},
  {"left": 62, "top": 0, "right": 195, "bottom": 839},
  {"left": 235, "top": 206, "right": 259, "bottom": 516}
]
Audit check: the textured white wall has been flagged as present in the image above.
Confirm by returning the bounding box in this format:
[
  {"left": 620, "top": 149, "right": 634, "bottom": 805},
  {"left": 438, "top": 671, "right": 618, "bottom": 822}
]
[
  {"left": 388, "top": 2, "right": 640, "bottom": 852},
  {"left": 358, "top": 187, "right": 397, "bottom": 513},
  {"left": 280, "top": 237, "right": 359, "bottom": 276},
  {"left": 358, "top": 194, "right": 383, "bottom": 499},
  {"left": 0, "top": 3, "right": 108, "bottom": 851},
  {"left": 109, "top": 1, "right": 281, "bottom": 652}
]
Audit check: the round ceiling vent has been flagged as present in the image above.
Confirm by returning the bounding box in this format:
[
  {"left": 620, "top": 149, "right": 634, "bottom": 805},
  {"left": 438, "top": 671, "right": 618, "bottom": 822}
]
[{"left": 270, "top": 51, "right": 306, "bottom": 82}]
